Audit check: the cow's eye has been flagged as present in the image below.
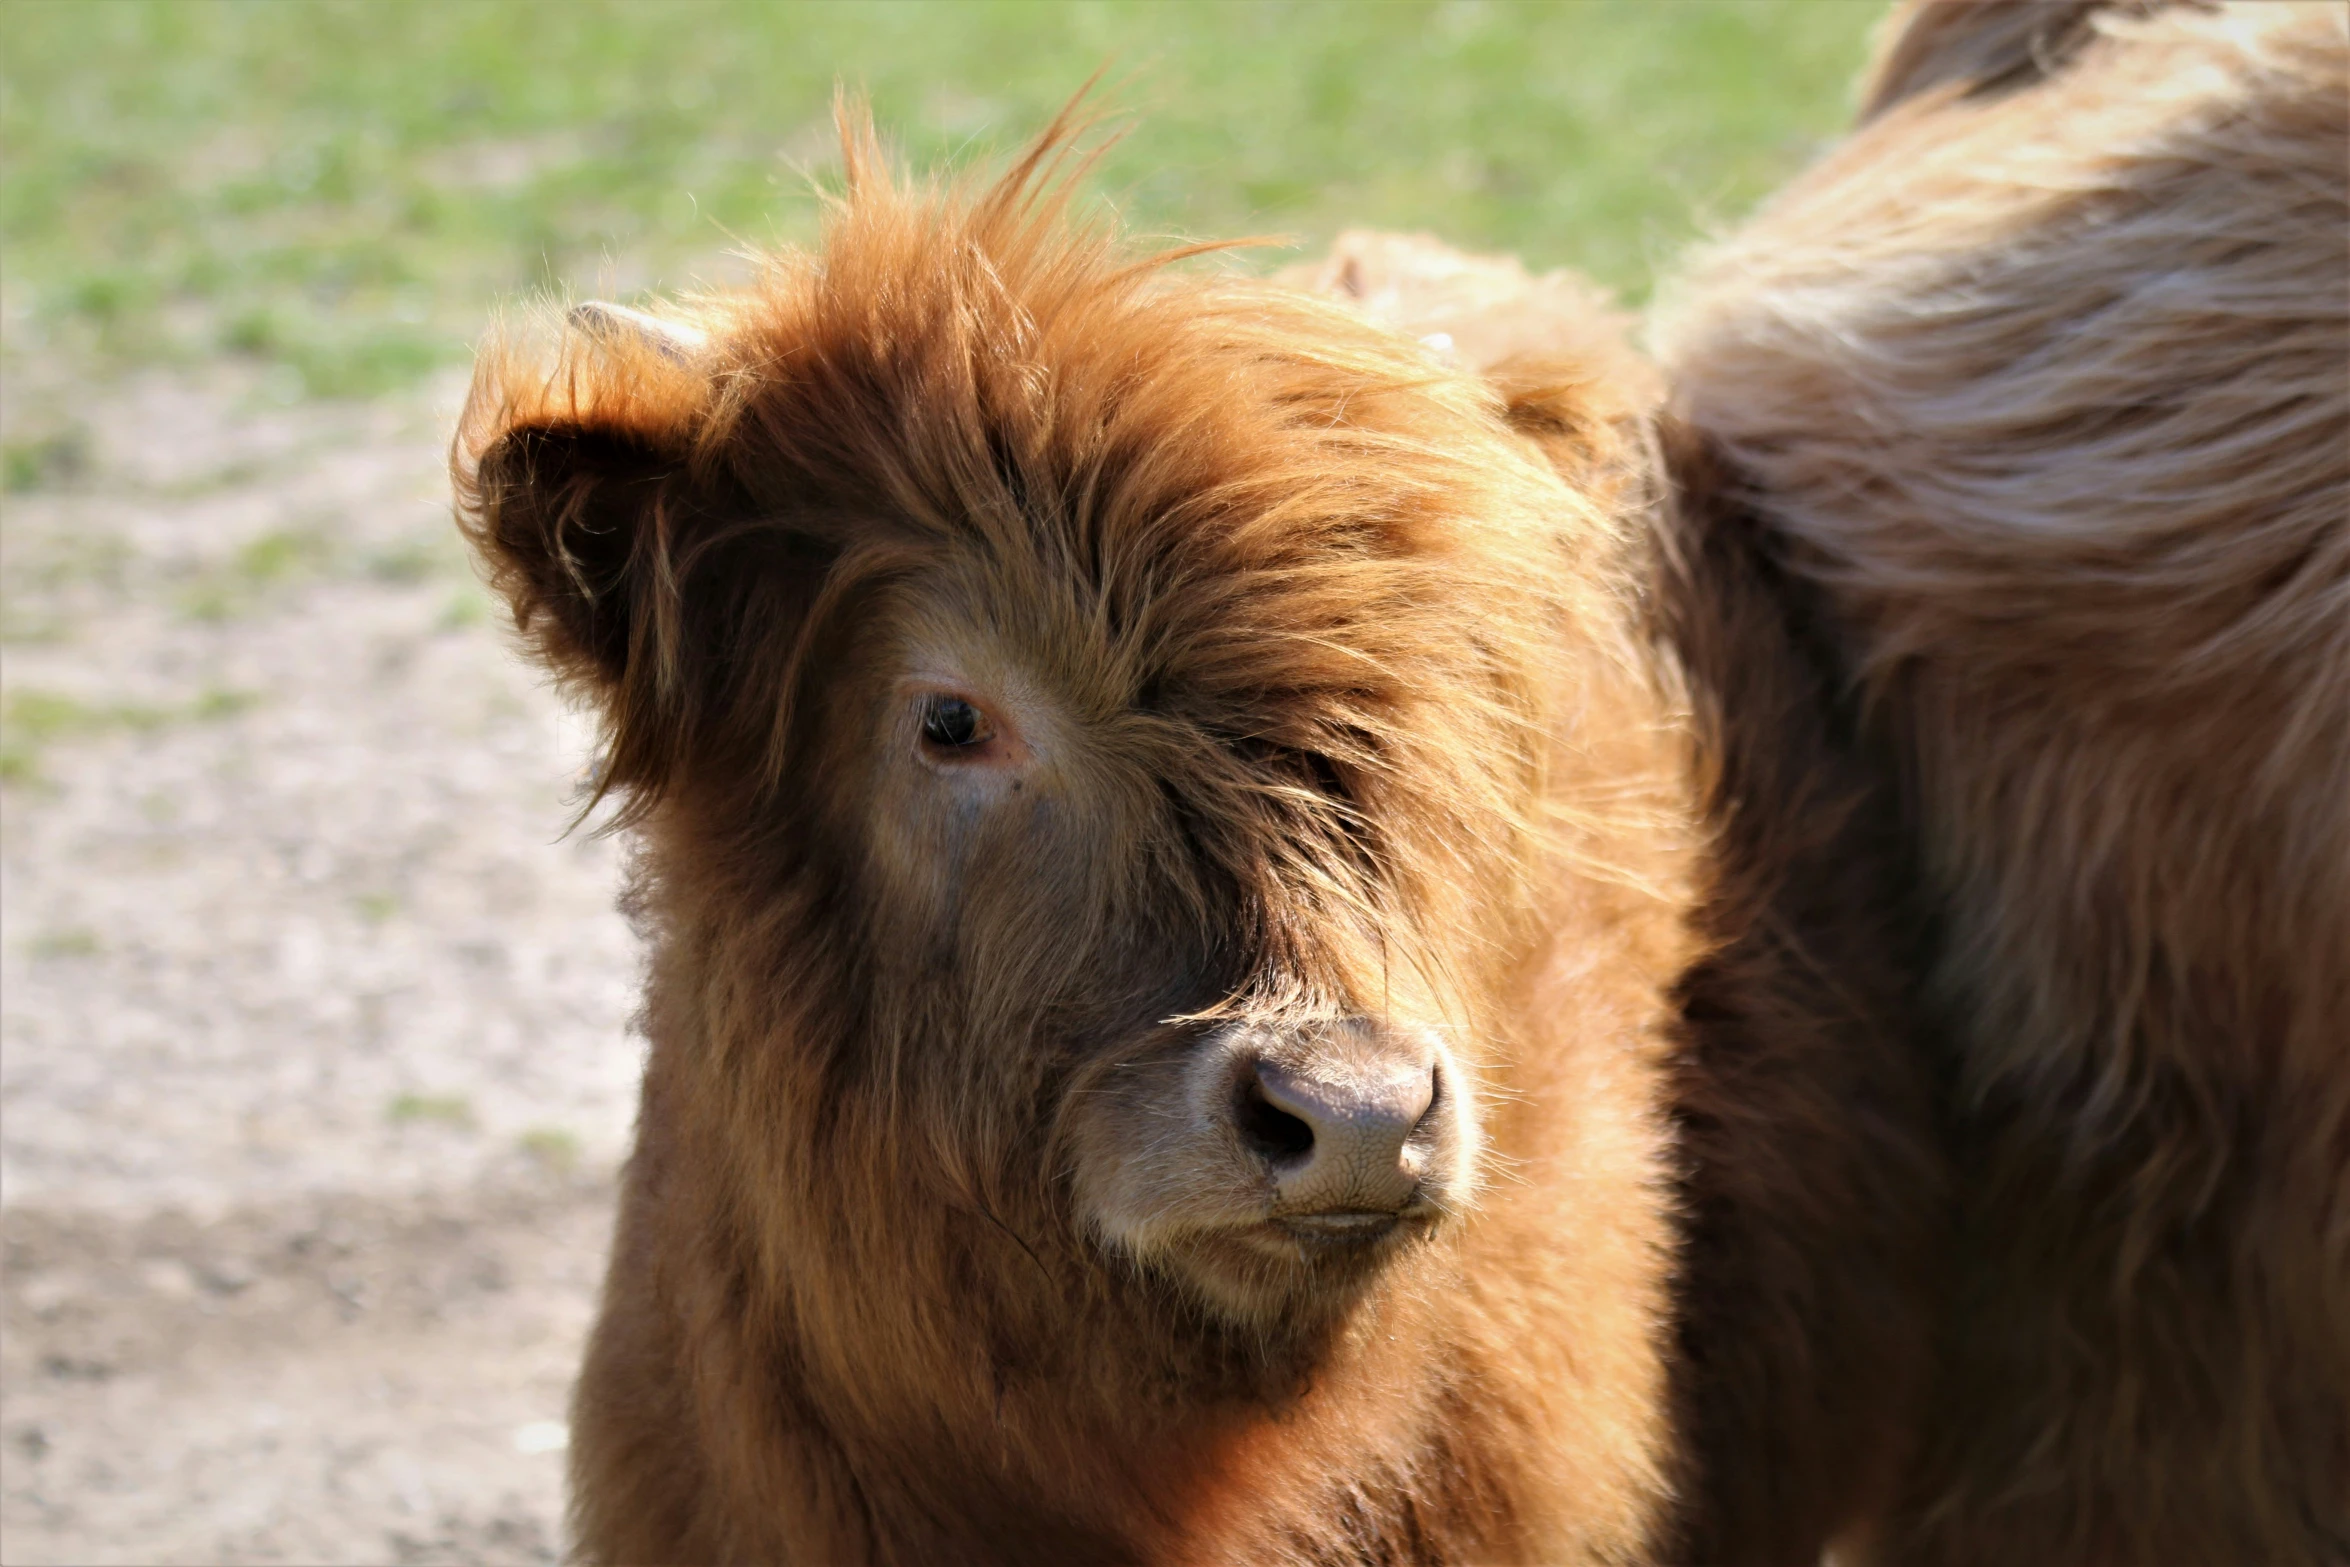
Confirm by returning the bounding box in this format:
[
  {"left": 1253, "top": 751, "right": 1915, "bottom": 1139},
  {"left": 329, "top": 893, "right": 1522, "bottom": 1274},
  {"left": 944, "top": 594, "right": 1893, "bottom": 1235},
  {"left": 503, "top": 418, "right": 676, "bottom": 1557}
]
[{"left": 920, "top": 695, "right": 989, "bottom": 750}]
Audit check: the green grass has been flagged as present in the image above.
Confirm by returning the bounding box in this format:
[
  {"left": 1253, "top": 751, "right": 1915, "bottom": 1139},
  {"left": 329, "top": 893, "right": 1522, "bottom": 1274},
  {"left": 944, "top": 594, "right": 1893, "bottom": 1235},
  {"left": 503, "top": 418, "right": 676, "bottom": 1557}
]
[
  {"left": 519, "top": 1126, "right": 582, "bottom": 1173},
  {"left": 364, "top": 536, "right": 460, "bottom": 585},
  {"left": 3, "top": 427, "right": 91, "bottom": 492},
  {"left": 387, "top": 1091, "right": 475, "bottom": 1128},
  {"left": 26, "top": 926, "right": 103, "bottom": 960},
  {"left": 178, "top": 525, "right": 339, "bottom": 620},
  {"left": 2, "top": 1, "right": 1876, "bottom": 400},
  {"left": 0, "top": 689, "right": 170, "bottom": 781},
  {"left": 436, "top": 585, "right": 491, "bottom": 633},
  {"left": 0, "top": 684, "right": 259, "bottom": 784}
]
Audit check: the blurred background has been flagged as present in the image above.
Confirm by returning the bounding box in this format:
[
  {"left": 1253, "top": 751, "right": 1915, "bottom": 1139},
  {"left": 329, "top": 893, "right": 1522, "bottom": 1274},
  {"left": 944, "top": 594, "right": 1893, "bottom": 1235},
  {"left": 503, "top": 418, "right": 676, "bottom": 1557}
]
[{"left": 0, "top": 3, "right": 1874, "bottom": 1561}]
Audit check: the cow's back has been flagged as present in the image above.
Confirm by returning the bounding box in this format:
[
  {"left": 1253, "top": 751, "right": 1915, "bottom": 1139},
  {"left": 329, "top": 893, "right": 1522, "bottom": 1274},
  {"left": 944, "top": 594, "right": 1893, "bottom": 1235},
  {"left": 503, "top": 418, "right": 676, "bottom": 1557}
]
[{"left": 1656, "top": 4, "right": 2350, "bottom": 1562}]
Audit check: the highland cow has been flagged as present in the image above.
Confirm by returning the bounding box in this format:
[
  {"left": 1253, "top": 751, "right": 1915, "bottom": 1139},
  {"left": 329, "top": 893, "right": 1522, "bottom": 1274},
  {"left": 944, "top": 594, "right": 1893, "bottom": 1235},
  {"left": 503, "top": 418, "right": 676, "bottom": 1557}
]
[
  {"left": 455, "top": 112, "right": 1711, "bottom": 1562},
  {"left": 1655, "top": 2, "right": 2350, "bottom": 1561}
]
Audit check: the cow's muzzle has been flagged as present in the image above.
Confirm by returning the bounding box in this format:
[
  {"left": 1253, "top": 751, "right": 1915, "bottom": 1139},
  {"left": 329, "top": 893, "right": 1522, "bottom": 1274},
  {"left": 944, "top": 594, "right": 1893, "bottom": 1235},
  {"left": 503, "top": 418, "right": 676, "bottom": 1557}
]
[{"left": 1069, "top": 1013, "right": 1478, "bottom": 1323}]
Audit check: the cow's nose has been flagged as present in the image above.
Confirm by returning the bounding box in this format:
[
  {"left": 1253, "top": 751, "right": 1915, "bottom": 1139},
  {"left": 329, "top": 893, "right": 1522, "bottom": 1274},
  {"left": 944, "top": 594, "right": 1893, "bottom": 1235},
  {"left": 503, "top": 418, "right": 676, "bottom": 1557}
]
[{"left": 1234, "top": 1032, "right": 1441, "bottom": 1216}]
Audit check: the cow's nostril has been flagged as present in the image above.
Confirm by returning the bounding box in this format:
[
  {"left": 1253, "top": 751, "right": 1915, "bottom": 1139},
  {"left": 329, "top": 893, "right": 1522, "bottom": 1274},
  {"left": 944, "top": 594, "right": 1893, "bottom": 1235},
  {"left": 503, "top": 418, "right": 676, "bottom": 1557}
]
[
  {"left": 1236, "top": 1076, "right": 1317, "bottom": 1164},
  {"left": 1240, "top": 1050, "right": 1442, "bottom": 1215}
]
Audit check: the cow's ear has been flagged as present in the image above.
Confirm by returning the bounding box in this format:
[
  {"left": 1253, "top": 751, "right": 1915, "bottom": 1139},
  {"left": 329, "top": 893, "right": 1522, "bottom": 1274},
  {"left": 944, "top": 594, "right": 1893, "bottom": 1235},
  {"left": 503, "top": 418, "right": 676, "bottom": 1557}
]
[
  {"left": 459, "top": 398, "right": 743, "bottom": 813},
  {"left": 460, "top": 415, "right": 681, "bottom": 693},
  {"left": 1857, "top": 0, "right": 2114, "bottom": 123},
  {"left": 462, "top": 415, "right": 676, "bottom": 690},
  {"left": 1492, "top": 356, "right": 1662, "bottom": 538},
  {"left": 457, "top": 304, "right": 840, "bottom": 810},
  {"left": 454, "top": 301, "right": 718, "bottom": 697}
]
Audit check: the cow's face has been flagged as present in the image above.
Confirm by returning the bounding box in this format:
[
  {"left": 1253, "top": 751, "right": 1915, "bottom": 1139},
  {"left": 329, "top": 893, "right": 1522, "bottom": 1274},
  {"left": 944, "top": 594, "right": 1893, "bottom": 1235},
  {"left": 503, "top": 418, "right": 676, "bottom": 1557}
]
[
  {"left": 456, "top": 160, "right": 1587, "bottom": 1332},
  {"left": 781, "top": 542, "right": 1496, "bottom": 1327}
]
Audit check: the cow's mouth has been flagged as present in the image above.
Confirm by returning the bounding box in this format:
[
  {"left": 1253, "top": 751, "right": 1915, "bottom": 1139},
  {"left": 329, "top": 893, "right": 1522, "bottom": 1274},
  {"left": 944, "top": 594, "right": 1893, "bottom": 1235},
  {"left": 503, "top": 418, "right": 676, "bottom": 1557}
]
[
  {"left": 1282, "top": 1209, "right": 1406, "bottom": 1244},
  {"left": 1272, "top": 1200, "right": 1450, "bottom": 1253},
  {"left": 1159, "top": 1203, "right": 1446, "bottom": 1317}
]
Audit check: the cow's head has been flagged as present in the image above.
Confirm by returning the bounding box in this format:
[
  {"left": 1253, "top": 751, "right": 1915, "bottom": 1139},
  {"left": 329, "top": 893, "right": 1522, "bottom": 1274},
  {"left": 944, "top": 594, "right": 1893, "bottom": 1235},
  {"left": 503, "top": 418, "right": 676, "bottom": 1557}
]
[{"left": 454, "top": 111, "right": 1636, "bottom": 1338}]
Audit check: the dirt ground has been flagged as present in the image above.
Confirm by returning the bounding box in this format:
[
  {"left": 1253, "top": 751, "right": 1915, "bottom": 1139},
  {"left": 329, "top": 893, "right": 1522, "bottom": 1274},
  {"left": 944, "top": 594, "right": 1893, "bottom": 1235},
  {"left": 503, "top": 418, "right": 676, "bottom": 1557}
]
[{"left": 1, "top": 362, "right": 643, "bottom": 1564}]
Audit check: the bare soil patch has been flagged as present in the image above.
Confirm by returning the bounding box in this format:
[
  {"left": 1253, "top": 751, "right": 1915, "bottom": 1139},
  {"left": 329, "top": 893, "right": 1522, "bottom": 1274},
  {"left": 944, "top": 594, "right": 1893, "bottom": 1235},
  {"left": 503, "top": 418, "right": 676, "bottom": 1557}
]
[{"left": 2, "top": 363, "right": 638, "bottom": 1564}]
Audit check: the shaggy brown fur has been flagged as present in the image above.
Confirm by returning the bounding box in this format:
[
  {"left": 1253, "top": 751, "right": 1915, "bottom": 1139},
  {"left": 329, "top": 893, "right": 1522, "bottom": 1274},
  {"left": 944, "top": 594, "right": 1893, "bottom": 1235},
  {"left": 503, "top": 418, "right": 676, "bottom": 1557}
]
[
  {"left": 1303, "top": 228, "right": 1950, "bottom": 1567},
  {"left": 1655, "top": 2, "right": 2350, "bottom": 1561},
  {"left": 455, "top": 111, "right": 1703, "bottom": 1563}
]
